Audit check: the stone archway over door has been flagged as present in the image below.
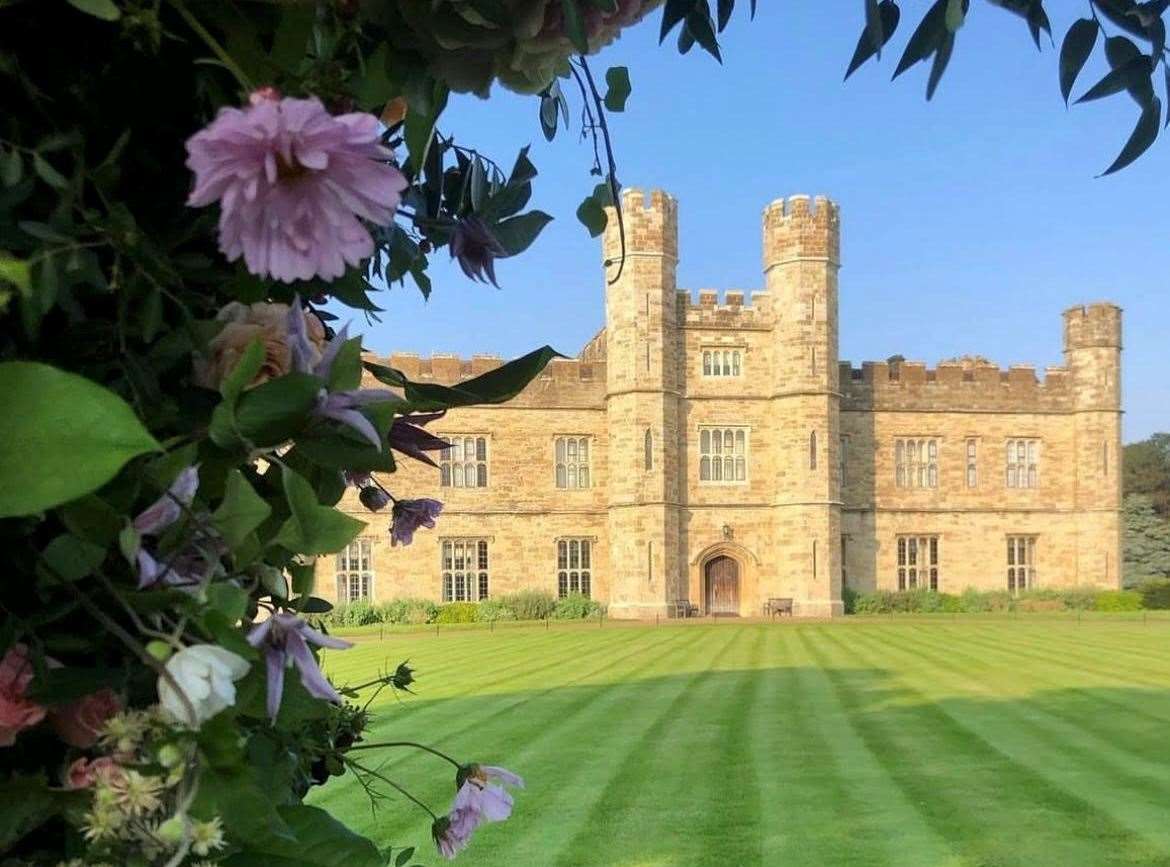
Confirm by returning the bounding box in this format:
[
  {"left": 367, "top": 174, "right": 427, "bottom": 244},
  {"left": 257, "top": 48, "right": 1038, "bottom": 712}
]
[{"left": 704, "top": 556, "right": 740, "bottom": 616}]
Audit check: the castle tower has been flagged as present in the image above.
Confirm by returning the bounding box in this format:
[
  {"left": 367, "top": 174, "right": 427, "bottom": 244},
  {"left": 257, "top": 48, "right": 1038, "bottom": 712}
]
[
  {"left": 603, "top": 189, "right": 682, "bottom": 618},
  {"left": 1063, "top": 303, "right": 1123, "bottom": 587},
  {"left": 762, "top": 195, "right": 843, "bottom": 615}
]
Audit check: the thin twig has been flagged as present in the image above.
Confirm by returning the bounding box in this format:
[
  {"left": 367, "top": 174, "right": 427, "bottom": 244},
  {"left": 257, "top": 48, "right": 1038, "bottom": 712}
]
[
  {"left": 347, "top": 758, "right": 440, "bottom": 821},
  {"left": 575, "top": 57, "right": 627, "bottom": 284},
  {"left": 346, "top": 740, "right": 463, "bottom": 769}
]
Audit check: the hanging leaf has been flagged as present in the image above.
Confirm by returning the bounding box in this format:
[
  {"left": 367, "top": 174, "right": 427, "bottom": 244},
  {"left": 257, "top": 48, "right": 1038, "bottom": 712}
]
[
  {"left": 212, "top": 470, "right": 273, "bottom": 551},
  {"left": 1059, "top": 18, "right": 1099, "bottom": 104},
  {"left": 926, "top": 31, "right": 955, "bottom": 99},
  {"left": 1090, "top": 0, "right": 1150, "bottom": 40},
  {"left": 717, "top": 0, "right": 733, "bottom": 32},
  {"left": 0, "top": 362, "right": 160, "bottom": 517},
  {"left": 1100, "top": 96, "right": 1161, "bottom": 175},
  {"left": 686, "top": 7, "right": 722, "bottom": 61},
  {"left": 845, "top": 1, "right": 901, "bottom": 79},
  {"left": 577, "top": 193, "right": 608, "bottom": 237},
  {"left": 865, "top": 0, "right": 885, "bottom": 56},
  {"left": 660, "top": 0, "right": 696, "bottom": 43},
  {"left": 893, "top": 0, "right": 948, "bottom": 78},
  {"left": 1026, "top": 2, "right": 1052, "bottom": 50},
  {"left": 604, "top": 66, "right": 632, "bottom": 111},
  {"left": 1102, "top": 36, "right": 1155, "bottom": 106},
  {"left": 233, "top": 373, "right": 322, "bottom": 447},
  {"left": 65, "top": 0, "right": 121, "bottom": 21},
  {"left": 1075, "top": 55, "right": 1152, "bottom": 104},
  {"left": 32, "top": 155, "right": 68, "bottom": 190},
  {"left": 491, "top": 211, "right": 553, "bottom": 256},
  {"left": 944, "top": 0, "right": 965, "bottom": 33}
]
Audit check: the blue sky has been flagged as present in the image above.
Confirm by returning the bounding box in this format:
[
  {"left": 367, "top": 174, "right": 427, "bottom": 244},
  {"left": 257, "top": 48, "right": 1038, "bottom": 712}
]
[{"left": 357, "top": 3, "right": 1168, "bottom": 442}]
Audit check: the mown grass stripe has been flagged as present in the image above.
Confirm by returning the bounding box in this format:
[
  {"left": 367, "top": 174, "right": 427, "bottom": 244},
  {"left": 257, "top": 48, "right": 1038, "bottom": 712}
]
[{"left": 819, "top": 624, "right": 1170, "bottom": 865}]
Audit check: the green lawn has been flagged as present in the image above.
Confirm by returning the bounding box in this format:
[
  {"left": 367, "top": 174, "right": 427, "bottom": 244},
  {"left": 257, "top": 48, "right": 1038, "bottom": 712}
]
[{"left": 309, "top": 619, "right": 1170, "bottom": 866}]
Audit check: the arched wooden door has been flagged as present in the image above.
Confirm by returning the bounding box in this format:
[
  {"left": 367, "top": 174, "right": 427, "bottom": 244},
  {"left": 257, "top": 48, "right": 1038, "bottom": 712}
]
[{"left": 704, "top": 556, "right": 740, "bottom": 616}]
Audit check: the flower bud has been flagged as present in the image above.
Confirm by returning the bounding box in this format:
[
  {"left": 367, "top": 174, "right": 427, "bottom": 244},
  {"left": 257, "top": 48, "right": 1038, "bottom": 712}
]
[
  {"left": 359, "top": 486, "right": 391, "bottom": 512},
  {"left": 392, "top": 661, "right": 415, "bottom": 691},
  {"left": 146, "top": 641, "right": 173, "bottom": 662},
  {"left": 155, "top": 815, "right": 186, "bottom": 846},
  {"left": 156, "top": 743, "right": 184, "bottom": 768}
]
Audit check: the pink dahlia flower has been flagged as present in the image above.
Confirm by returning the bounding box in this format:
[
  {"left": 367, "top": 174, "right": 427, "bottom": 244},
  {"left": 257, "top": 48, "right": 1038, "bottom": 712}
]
[
  {"left": 0, "top": 644, "right": 47, "bottom": 747},
  {"left": 185, "top": 92, "right": 407, "bottom": 283}
]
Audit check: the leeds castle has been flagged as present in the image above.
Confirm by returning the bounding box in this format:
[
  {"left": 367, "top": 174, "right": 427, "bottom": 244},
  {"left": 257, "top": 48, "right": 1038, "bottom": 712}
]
[{"left": 320, "top": 189, "right": 1123, "bottom": 617}]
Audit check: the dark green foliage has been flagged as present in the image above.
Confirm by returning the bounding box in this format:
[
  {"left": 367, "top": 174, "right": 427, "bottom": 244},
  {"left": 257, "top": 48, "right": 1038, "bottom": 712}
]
[
  {"left": 849, "top": 587, "right": 1145, "bottom": 614},
  {"left": 552, "top": 592, "right": 604, "bottom": 619},
  {"left": 1137, "top": 580, "right": 1170, "bottom": 609},
  {"left": 1123, "top": 434, "right": 1170, "bottom": 516},
  {"left": 1123, "top": 495, "right": 1170, "bottom": 582},
  {"left": 476, "top": 599, "right": 517, "bottom": 623}
]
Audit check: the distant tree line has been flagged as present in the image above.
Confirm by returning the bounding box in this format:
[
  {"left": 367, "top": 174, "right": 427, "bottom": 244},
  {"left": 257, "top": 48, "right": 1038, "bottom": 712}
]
[{"left": 1123, "top": 433, "right": 1170, "bottom": 583}]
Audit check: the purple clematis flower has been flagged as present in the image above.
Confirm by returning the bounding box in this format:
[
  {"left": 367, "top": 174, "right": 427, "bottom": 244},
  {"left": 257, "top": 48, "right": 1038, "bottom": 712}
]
[
  {"left": 432, "top": 811, "right": 479, "bottom": 861},
  {"left": 390, "top": 498, "right": 443, "bottom": 546},
  {"left": 387, "top": 411, "right": 450, "bottom": 467},
  {"left": 453, "top": 764, "right": 525, "bottom": 823},
  {"left": 450, "top": 216, "right": 506, "bottom": 287},
  {"left": 358, "top": 485, "right": 391, "bottom": 512},
  {"left": 133, "top": 466, "right": 200, "bottom": 535},
  {"left": 247, "top": 612, "right": 353, "bottom": 723}
]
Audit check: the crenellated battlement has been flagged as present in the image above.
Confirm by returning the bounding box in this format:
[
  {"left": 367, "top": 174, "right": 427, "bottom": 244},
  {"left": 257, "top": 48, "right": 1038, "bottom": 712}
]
[
  {"left": 840, "top": 358, "right": 1075, "bottom": 412},
  {"left": 1063, "top": 302, "right": 1122, "bottom": 350},
  {"left": 762, "top": 194, "right": 841, "bottom": 270},
  {"left": 602, "top": 187, "right": 678, "bottom": 262},
  {"left": 675, "top": 288, "right": 773, "bottom": 328}
]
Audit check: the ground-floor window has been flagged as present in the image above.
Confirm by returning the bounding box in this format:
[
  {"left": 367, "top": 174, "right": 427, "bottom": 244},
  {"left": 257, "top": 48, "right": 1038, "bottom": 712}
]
[
  {"left": 1007, "top": 535, "right": 1036, "bottom": 594},
  {"left": 442, "top": 539, "right": 489, "bottom": 601},
  {"left": 896, "top": 535, "right": 938, "bottom": 591},
  {"left": 336, "top": 538, "right": 374, "bottom": 603},
  {"left": 557, "top": 539, "right": 592, "bottom": 597}
]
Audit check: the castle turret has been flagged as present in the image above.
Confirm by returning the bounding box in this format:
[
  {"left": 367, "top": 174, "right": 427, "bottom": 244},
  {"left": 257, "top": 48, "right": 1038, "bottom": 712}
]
[
  {"left": 1063, "top": 303, "right": 1123, "bottom": 586},
  {"left": 603, "top": 189, "right": 682, "bottom": 618},
  {"left": 762, "top": 195, "right": 843, "bottom": 615}
]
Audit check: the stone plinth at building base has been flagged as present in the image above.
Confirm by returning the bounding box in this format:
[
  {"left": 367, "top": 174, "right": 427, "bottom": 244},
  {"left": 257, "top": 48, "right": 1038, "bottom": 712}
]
[{"left": 320, "top": 188, "right": 1123, "bottom": 619}]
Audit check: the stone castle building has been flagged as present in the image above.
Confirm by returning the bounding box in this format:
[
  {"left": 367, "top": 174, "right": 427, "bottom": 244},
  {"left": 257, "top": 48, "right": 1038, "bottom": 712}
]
[{"left": 321, "top": 189, "right": 1123, "bottom": 617}]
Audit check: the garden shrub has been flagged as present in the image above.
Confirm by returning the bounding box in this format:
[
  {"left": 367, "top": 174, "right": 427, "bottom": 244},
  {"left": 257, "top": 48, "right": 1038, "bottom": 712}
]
[
  {"left": 476, "top": 599, "right": 517, "bottom": 622},
  {"left": 380, "top": 598, "right": 439, "bottom": 625},
  {"left": 1014, "top": 596, "right": 1064, "bottom": 613},
  {"left": 1138, "top": 579, "right": 1170, "bottom": 609},
  {"left": 499, "top": 589, "right": 558, "bottom": 621},
  {"left": 553, "top": 593, "right": 603, "bottom": 619},
  {"left": 1058, "top": 587, "right": 1098, "bottom": 611},
  {"left": 1093, "top": 590, "right": 1142, "bottom": 611},
  {"left": 842, "top": 586, "right": 859, "bottom": 614},
  {"left": 435, "top": 602, "right": 480, "bottom": 624}
]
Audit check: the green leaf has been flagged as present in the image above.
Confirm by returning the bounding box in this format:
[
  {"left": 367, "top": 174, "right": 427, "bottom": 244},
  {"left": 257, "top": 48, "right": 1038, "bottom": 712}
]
[
  {"left": 603, "top": 66, "right": 632, "bottom": 112},
  {"left": 492, "top": 210, "right": 553, "bottom": 257},
  {"left": 234, "top": 373, "right": 322, "bottom": 447},
  {"left": 1076, "top": 55, "right": 1152, "bottom": 104},
  {"left": 270, "top": 4, "right": 314, "bottom": 71},
  {"left": 1, "top": 148, "right": 22, "bottom": 186},
  {"left": 926, "top": 31, "right": 955, "bottom": 99},
  {"left": 0, "top": 775, "right": 61, "bottom": 850},
  {"left": 274, "top": 466, "right": 365, "bottom": 555},
  {"left": 212, "top": 470, "right": 272, "bottom": 550},
  {"left": 469, "top": 158, "right": 487, "bottom": 211},
  {"left": 327, "top": 336, "right": 364, "bottom": 392},
  {"left": 539, "top": 94, "right": 559, "bottom": 141},
  {"left": 577, "top": 195, "right": 608, "bottom": 237},
  {"left": 893, "top": 0, "right": 948, "bottom": 78},
  {"left": 192, "top": 765, "right": 295, "bottom": 849},
  {"left": 222, "top": 805, "right": 382, "bottom": 867},
  {"left": 58, "top": 494, "right": 124, "bottom": 545},
  {"left": 660, "top": 0, "right": 696, "bottom": 42},
  {"left": 0, "top": 253, "right": 31, "bottom": 295},
  {"left": 1060, "top": 18, "right": 1099, "bottom": 104},
  {"left": 1100, "top": 96, "right": 1161, "bottom": 175},
  {"left": 219, "top": 339, "right": 266, "bottom": 404},
  {"left": 42, "top": 533, "right": 106, "bottom": 582},
  {"left": 944, "top": 0, "right": 966, "bottom": 33},
  {"left": 865, "top": 0, "right": 884, "bottom": 55},
  {"left": 0, "top": 362, "right": 160, "bottom": 517},
  {"left": 846, "top": 1, "right": 901, "bottom": 78},
  {"left": 403, "top": 76, "right": 449, "bottom": 175},
  {"left": 561, "top": 0, "right": 589, "bottom": 53},
  {"left": 65, "top": 0, "right": 121, "bottom": 20},
  {"left": 1100, "top": 36, "right": 1155, "bottom": 106},
  {"left": 716, "top": 0, "right": 733, "bottom": 31},
  {"left": 685, "top": 7, "right": 722, "bottom": 61},
  {"left": 365, "top": 344, "right": 562, "bottom": 412},
  {"left": 295, "top": 432, "right": 397, "bottom": 473},
  {"left": 32, "top": 154, "right": 68, "bottom": 189},
  {"left": 207, "top": 582, "right": 249, "bottom": 622},
  {"left": 27, "top": 666, "right": 124, "bottom": 704}
]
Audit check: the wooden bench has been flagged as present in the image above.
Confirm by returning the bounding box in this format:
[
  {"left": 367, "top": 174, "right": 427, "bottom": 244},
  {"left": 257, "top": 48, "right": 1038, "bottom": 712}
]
[
  {"left": 670, "top": 599, "right": 699, "bottom": 619},
  {"left": 764, "top": 597, "right": 794, "bottom": 618}
]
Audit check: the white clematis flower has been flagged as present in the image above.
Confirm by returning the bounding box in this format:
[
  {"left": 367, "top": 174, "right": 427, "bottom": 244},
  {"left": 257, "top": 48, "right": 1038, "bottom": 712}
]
[{"left": 157, "top": 644, "right": 250, "bottom": 727}]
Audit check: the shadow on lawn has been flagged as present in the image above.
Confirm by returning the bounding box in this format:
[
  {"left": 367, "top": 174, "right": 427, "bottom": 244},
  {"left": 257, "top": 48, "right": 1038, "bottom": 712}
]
[{"left": 315, "top": 655, "right": 1170, "bottom": 867}]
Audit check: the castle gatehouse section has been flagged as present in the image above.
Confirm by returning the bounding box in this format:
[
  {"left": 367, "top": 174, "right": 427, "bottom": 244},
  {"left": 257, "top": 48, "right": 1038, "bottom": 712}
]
[{"left": 319, "top": 189, "right": 1123, "bottom": 618}]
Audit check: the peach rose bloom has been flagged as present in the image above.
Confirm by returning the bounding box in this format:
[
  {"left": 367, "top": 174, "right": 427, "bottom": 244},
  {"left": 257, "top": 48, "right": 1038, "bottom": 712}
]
[
  {"left": 194, "top": 301, "right": 326, "bottom": 390},
  {"left": 50, "top": 688, "right": 122, "bottom": 749},
  {"left": 0, "top": 644, "right": 47, "bottom": 747},
  {"left": 65, "top": 756, "right": 122, "bottom": 790}
]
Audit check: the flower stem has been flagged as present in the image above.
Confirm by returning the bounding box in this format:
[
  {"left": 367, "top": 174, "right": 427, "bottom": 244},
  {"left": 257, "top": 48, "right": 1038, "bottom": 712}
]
[
  {"left": 347, "top": 740, "right": 462, "bottom": 769},
  {"left": 167, "top": 0, "right": 255, "bottom": 93},
  {"left": 347, "top": 758, "right": 439, "bottom": 821}
]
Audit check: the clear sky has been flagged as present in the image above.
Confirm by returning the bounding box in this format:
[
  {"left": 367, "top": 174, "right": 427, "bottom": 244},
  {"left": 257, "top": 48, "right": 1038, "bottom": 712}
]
[{"left": 356, "top": 3, "right": 1169, "bottom": 442}]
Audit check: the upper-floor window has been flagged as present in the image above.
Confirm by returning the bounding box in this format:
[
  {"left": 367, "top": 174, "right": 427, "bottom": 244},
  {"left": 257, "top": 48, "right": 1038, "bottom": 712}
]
[
  {"left": 1005, "top": 439, "right": 1039, "bottom": 489},
  {"left": 644, "top": 428, "right": 653, "bottom": 471},
  {"left": 699, "top": 427, "right": 748, "bottom": 484},
  {"left": 441, "top": 538, "right": 489, "bottom": 601},
  {"left": 809, "top": 431, "right": 818, "bottom": 470},
  {"left": 1007, "top": 536, "right": 1036, "bottom": 593},
  {"left": 839, "top": 436, "right": 848, "bottom": 487},
  {"left": 965, "top": 439, "right": 978, "bottom": 488},
  {"left": 555, "top": 436, "right": 591, "bottom": 489},
  {"left": 895, "top": 438, "right": 938, "bottom": 489},
  {"left": 897, "top": 535, "right": 939, "bottom": 591},
  {"left": 440, "top": 435, "right": 488, "bottom": 488},
  {"left": 336, "top": 538, "right": 374, "bottom": 604},
  {"left": 702, "top": 349, "right": 742, "bottom": 378},
  {"left": 556, "top": 539, "right": 592, "bottom": 598}
]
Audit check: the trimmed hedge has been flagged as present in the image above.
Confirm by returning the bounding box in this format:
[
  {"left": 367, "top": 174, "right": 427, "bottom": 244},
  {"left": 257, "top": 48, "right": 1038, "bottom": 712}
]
[
  {"left": 552, "top": 592, "right": 604, "bottom": 620},
  {"left": 435, "top": 602, "right": 480, "bottom": 624},
  {"left": 321, "top": 589, "right": 608, "bottom": 626},
  {"left": 1137, "top": 579, "right": 1170, "bottom": 610},
  {"left": 848, "top": 586, "right": 1149, "bottom": 614}
]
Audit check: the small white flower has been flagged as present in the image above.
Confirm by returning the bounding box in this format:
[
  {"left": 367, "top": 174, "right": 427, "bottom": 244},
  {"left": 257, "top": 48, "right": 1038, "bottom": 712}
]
[{"left": 157, "top": 644, "right": 250, "bottom": 727}]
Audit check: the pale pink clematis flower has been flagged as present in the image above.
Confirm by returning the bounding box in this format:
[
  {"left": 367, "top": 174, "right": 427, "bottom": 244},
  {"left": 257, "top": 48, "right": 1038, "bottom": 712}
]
[
  {"left": 432, "top": 809, "right": 480, "bottom": 860},
  {"left": 50, "top": 688, "right": 122, "bottom": 749},
  {"left": 0, "top": 644, "right": 47, "bottom": 747},
  {"left": 453, "top": 764, "right": 525, "bottom": 823},
  {"left": 65, "top": 756, "right": 123, "bottom": 790},
  {"left": 185, "top": 92, "right": 407, "bottom": 283},
  {"left": 390, "top": 498, "right": 443, "bottom": 546}
]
